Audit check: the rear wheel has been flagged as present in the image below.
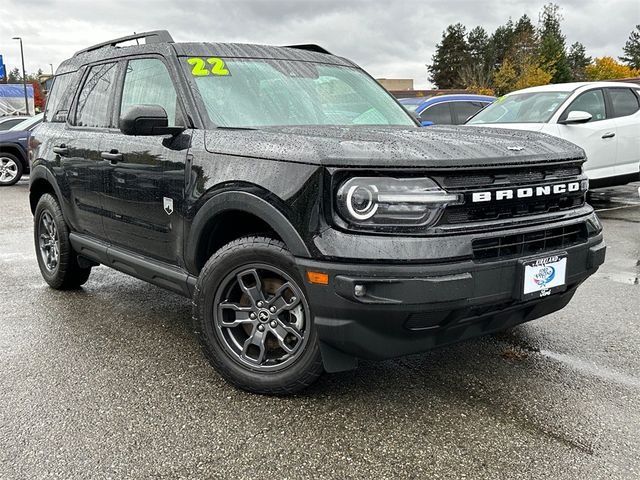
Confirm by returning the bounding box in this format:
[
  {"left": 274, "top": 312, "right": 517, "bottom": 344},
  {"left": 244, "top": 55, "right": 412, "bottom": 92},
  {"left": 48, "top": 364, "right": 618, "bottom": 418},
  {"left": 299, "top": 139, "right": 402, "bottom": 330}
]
[
  {"left": 193, "top": 236, "right": 323, "bottom": 395},
  {"left": 34, "top": 194, "right": 92, "bottom": 289},
  {"left": 0, "top": 154, "right": 23, "bottom": 186}
]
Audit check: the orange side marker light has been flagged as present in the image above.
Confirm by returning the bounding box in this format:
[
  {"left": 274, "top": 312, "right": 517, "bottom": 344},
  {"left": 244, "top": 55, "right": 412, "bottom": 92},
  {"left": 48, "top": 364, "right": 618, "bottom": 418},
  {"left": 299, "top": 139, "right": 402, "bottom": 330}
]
[{"left": 307, "top": 271, "right": 329, "bottom": 285}]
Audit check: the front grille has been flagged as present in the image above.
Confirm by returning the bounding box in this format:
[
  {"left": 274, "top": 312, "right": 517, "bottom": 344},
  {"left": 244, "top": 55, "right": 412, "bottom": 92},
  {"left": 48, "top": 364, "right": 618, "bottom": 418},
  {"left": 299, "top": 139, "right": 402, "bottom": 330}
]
[
  {"left": 443, "top": 195, "right": 584, "bottom": 223},
  {"left": 472, "top": 223, "right": 588, "bottom": 261},
  {"left": 437, "top": 164, "right": 585, "bottom": 225}
]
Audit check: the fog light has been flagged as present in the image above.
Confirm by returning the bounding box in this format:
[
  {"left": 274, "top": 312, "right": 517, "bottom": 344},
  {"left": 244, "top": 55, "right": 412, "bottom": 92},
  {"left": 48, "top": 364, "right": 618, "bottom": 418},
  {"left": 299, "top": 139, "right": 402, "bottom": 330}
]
[{"left": 354, "top": 284, "right": 366, "bottom": 297}]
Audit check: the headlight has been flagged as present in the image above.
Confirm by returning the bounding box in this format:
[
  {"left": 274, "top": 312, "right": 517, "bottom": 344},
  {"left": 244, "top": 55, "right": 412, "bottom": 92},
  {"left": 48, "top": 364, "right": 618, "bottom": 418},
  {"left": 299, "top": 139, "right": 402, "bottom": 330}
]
[{"left": 336, "top": 177, "right": 463, "bottom": 228}]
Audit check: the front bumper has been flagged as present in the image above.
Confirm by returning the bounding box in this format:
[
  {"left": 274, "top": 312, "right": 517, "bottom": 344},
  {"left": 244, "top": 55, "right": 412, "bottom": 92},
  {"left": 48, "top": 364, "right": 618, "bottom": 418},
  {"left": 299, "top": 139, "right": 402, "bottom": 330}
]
[{"left": 296, "top": 233, "right": 605, "bottom": 371}]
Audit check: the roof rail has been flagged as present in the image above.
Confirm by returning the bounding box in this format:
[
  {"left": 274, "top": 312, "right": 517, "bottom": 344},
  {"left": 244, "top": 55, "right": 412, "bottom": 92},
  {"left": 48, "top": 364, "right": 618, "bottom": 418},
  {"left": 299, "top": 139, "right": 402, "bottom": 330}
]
[
  {"left": 74, "top": 30, "right": 174, "bottom": 57},
  {"left": 284, "top": 44, "right": 332, "bottom": 55}
]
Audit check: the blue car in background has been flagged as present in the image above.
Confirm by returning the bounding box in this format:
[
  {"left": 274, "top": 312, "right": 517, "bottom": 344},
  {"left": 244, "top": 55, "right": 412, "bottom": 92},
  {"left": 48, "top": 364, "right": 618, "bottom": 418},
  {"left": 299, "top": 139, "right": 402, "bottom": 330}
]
[
  {"left": 0, "top": 114, "right": 43, "bottom": 186},
  {"left": 399, "top": 94, "right": 496, "bottom": 126}
]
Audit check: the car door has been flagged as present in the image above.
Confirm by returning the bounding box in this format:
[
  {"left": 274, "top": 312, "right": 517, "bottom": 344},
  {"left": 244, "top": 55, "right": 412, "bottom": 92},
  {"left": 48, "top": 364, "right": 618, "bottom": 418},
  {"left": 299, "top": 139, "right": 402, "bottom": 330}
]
[
  {"left": 555, "top": 88, "right": 617, "bottom": 181},
  {"left": 57, "top": 62, "right": 120, "bottom": 239},
  {"left": 101, "top": 56, "right": 189, "bottom": 264},
  {"left": 606, "top": 87, "right": 640, "bottom": 177},
  {"left": 452, "top": 101, "right": 488, "bottom": 124},
  {"left": 419, "top": 102, "right": 453, "bottom": 126}
]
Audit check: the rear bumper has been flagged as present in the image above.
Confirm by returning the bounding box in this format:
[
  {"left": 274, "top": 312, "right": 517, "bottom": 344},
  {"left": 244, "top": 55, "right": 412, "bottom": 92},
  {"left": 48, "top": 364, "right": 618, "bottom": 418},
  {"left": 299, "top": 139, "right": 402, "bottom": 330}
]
[{"left": 296, "top": 234, "right": 605, "bottom": 369}]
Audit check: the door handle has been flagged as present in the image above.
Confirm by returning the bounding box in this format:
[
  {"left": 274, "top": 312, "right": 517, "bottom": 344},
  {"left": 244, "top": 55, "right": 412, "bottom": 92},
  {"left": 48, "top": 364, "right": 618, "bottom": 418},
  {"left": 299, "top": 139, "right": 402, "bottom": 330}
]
[
  {"left": 602, "top": 132, "right": 615, "bottom": 139},
  {"left": 53, "top": 145, "right": 68, "bottom": 156},
  {"left": 101, "top": 150, "right": 123, "bottom": 164}
]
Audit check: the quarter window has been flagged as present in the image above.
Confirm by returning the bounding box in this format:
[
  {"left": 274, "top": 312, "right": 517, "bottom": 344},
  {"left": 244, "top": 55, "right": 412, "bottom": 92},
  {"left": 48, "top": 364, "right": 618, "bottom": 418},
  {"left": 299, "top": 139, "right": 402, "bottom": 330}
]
[
  {"left": 420, "top": 103, "right": 452, "bottom": 125},
  {"left": 608, "top": 88, "right": 640, "bottom": 118},
  {"left": 562, "top": 89, "right": 606, "bottom": 122},
  {"left": 453, "top": 101, "right": 487, "bottom": 124},
  {"left": 121, "top": 58, "right": 180, "bottom": 126},
  {"left": 74, "top": 63, "right": 118, "bottom": 128},
  {"left": 44, "top": 73, "right": 76, "bottom": 123}
]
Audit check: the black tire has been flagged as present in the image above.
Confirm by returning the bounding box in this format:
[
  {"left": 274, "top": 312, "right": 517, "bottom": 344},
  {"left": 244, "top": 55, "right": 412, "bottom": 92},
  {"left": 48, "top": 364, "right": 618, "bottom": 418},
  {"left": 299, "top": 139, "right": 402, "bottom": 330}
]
[
  {"left": 34, "top": 193, "right": 92, "bottom": 289},
  {"left": 193, "top": 236, "right": 323, "bottom": 395},
  {"left": 0, "top": 153, "right": 24, "bottom": 186}
]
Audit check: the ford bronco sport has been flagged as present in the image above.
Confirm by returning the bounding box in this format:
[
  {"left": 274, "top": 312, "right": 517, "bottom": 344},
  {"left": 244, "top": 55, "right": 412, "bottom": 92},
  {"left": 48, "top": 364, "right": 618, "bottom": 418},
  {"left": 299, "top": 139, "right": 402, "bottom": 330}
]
[{"left": 30, "top": 31, "right": 606, "bottom": 394}]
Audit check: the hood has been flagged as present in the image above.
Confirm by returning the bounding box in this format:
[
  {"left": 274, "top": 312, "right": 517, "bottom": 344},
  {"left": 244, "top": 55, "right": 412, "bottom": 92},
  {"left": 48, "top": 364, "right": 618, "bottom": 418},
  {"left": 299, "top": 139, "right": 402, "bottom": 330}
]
[
  {"left": 204, "top": 125, "right": 583, "bottom": 168},
  {"left": 0, "top": 129, "right": 31, "bottom": 144},
  {"left": 467, "top": 123, "right": 546, "bottom": 132}
]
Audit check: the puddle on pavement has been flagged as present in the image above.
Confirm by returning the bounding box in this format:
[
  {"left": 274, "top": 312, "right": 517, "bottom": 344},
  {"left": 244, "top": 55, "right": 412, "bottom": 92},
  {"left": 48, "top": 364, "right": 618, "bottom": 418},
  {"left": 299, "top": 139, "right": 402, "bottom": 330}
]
[{"left": 588, "top": 185, "right": 640, "bottom": 211}]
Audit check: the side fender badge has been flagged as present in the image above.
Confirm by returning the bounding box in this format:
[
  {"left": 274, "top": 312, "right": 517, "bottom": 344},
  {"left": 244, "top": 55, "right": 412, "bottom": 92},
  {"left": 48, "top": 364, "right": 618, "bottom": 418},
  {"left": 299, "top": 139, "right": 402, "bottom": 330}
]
[{"left": 163, "top": 197, "right": 174, "bottom": 215}]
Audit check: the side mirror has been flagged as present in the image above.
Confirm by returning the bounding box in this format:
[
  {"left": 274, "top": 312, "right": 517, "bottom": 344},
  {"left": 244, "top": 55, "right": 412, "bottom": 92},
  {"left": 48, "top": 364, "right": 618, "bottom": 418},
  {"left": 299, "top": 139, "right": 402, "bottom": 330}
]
[
  {"left": 559, "top": 110, "right": 592, "bottom": 125},
  {"left": 420, "top": 120, "right": 434, "bottom": 127},
  {"left": 119, "top": 105, "right": 185, "bottom": 136}
]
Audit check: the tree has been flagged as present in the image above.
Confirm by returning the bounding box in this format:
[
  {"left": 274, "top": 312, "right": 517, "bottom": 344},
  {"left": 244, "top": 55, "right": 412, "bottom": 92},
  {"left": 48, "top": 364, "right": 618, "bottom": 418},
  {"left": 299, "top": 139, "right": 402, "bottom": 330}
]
[
  {"left": 428, "top": 23, "right": 469, "bottom": 88},
  {"left": 620, "top": 25, "right": 640, "bottom": 69},
  {"left": 585, "top": 56, "right": 640, "bottom": 80},
  {"left": 8, "top": 68, "right": 21, "bottom": 83},
  {"left": 567, "top": 42, "right": 591, "bottom": 81},
  {"left": 486, "top": 20, "right": 514, "bottom": 72},
  {"left": 538, "top": 3, "right": 572, "bottom": 83}
]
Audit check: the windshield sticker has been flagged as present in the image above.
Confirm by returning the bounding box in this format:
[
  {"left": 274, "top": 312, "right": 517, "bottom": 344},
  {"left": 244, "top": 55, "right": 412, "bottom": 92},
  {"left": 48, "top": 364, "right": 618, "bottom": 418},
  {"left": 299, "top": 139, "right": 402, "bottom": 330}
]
[{"left": 187, "top": 57, "right": 230, "bottom": 76}]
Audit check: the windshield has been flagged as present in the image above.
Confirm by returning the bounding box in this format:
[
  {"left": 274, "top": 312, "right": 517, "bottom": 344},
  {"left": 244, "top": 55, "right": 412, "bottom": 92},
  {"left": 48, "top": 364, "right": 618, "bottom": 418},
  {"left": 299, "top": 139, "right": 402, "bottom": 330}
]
[
  {"left": 9, "top": 113, "right": 43, "bottom": 131},
  {"left": 467, "top": 92, "right": 571, "bottom": 124},
  {"left": 184, "top": 58, "right": 415, "bottom": 128}
]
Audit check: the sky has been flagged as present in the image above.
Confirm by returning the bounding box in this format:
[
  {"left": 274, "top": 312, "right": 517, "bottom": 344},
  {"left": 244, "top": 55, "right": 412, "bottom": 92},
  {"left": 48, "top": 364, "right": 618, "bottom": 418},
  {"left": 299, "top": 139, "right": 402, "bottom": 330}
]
[{"left": 0, "top": 0, "right": 638, "bottom": 89}]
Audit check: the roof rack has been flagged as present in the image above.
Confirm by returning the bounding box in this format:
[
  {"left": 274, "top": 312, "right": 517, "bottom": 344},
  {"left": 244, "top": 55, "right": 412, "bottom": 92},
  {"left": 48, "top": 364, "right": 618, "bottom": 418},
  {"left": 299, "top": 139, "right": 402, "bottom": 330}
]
[
  {"left": 284, "top": 44, "right": 332, "bottom": 55},
  {"left": 74, "top": 30, "right": 174, "bottom": 57}
]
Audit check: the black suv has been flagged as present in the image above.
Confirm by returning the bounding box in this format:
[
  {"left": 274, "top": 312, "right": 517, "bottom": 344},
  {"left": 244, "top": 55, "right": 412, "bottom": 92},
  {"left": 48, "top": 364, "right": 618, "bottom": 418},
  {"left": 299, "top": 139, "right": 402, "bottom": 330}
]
[{"left": 30, "top": 31, "right": 605, "bottom": 394}]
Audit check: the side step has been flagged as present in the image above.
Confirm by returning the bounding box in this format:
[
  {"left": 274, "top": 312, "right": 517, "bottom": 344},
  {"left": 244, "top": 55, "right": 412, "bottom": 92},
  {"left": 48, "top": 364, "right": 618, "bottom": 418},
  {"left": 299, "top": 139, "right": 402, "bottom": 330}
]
[{"left": 69, "top": 233, "right": 197, "bottom": 298}]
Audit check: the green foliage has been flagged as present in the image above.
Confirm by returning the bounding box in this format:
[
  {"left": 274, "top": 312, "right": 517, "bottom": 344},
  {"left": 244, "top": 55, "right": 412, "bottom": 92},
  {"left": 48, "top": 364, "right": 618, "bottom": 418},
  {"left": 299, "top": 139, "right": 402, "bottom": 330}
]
[
  {"left": 568, "top": 42, "right": 591, "bottom": 81},
  {"left": 620, "top": 25, "right": 640, "bottom": 69},
  {"left": 538, "top": 3, "right": 572, "bottom": 83},
  {"left": 428, "top": 23, "right": 470, "bottom": 89}
]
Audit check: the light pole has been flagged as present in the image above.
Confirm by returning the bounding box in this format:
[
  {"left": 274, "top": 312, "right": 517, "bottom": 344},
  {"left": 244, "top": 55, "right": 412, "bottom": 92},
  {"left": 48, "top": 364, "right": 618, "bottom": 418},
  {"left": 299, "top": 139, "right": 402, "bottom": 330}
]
[
  {"left": 49, "top": 63, "right": 54, "bottom": 76},
  {"left": 12, "top": 36, "right": 30, "bottom": 116}
]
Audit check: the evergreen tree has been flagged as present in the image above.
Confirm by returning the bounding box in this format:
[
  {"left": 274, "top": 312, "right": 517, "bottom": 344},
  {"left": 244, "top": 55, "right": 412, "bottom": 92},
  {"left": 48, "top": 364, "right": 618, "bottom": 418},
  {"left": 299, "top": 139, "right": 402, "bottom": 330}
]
[
  {"left": 510, "top": 14, "right": 538, "bottom": 67},
  {"left": 538, "top": 3, "right": 572, "bottom": 83},
  {"left": 428, "top": 23, "right": 469, "bottom": 88},
  {"left": 620, "top": 25, "right": 640, "bottom": 69},
  {"left": 568, "top": 42, "right": 591, "bottom": 81},
  {"left": 468, "top": 26, "right": 490, "bottom": 66},
  {"left": 486, "top": 20, "right": 514, "bottom": 72}
]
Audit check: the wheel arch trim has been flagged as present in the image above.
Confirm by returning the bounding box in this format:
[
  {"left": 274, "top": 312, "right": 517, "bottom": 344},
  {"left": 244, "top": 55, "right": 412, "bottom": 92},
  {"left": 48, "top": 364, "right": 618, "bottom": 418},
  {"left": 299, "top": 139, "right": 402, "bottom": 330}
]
[{"left": 185, "top": 191, "right": 311, "bottom": 274}]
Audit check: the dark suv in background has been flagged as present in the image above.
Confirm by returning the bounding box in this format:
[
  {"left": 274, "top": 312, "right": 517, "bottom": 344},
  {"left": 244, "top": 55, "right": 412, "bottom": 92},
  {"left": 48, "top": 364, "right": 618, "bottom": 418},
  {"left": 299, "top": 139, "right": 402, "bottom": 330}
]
[{"left": 30, "top": 31, "right": 605, "bottom": 394}]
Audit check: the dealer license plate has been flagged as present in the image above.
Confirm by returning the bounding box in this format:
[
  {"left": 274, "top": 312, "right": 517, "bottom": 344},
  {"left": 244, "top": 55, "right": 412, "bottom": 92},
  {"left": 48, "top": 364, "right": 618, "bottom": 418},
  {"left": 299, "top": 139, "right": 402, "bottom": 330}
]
[{"left": 521, "top": 254, "right": 567, "bottom": 300}]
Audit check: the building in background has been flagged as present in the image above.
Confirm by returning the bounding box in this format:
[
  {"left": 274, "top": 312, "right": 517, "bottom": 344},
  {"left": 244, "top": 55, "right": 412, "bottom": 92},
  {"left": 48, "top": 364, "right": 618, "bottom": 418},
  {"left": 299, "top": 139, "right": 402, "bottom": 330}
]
[{"left": 376, "top": 78, "right": 414, "bottom": 91}]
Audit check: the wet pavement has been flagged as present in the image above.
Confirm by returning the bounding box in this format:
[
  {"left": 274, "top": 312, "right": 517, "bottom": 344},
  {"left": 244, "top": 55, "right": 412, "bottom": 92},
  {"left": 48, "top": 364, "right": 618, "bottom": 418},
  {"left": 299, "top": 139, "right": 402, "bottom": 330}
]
[{"left": 1, "top": 178, "right": 639, "bottom": 479}]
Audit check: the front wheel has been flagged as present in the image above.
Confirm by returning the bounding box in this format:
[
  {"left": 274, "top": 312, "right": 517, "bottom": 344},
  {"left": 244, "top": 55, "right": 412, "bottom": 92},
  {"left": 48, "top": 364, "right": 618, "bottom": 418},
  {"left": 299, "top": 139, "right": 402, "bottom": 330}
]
[{"left": 193, "top": 236, "right": 323, "bottom": 395}]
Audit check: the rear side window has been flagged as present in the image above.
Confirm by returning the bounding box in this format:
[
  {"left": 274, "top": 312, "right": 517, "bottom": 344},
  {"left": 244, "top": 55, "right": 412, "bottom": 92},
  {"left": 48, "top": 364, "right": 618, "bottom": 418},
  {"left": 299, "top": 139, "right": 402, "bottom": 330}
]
[
  {"left": 74, "top": 63, "right": 118, "bottom": 128},
  {"left": 420, "top": 102, "right": 452, "bottom": 125},
  {"left": 453, "top": 101, "right": 487, "bottom": 124},
  {"left": 120, "top": 58, "right": 180, "bottom": 126},
  {"left": 608, "top": 88, "right": 640, "bottom": 118},
  {"left": 44, "top": 73, "right": 75, "bottom": 123},
  {"left": 562, "top": 89, "right": 606, "bottom": 122}
]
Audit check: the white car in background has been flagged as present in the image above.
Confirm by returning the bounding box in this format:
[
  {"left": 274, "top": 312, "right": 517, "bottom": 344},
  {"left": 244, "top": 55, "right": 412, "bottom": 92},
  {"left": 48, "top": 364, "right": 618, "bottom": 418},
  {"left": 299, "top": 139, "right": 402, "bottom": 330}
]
[{"left": 467, "top": 82, "right": 640, "bottom": 188}]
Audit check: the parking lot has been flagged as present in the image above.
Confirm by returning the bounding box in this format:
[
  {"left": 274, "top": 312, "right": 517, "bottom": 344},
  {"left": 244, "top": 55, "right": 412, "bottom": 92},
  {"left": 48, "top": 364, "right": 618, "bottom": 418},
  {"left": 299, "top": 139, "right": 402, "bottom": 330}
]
[{"left": 0, "top": 178, "right": 638, "bottom": 479}]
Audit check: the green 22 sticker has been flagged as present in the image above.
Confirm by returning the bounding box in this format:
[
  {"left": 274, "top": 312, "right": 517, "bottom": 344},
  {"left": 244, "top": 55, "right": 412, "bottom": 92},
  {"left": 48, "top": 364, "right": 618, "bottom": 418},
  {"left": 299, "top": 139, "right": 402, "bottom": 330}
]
[{"left": 187, "top": 57, "right": 230, "bottom": 76}]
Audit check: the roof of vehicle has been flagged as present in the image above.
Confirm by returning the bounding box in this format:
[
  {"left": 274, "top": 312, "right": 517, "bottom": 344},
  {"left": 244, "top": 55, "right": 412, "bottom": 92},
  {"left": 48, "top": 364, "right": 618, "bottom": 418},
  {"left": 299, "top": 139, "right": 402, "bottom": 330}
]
[
  {"left": 505, "top": 81, "right": 640, "bottom": 95},
  {"left": 57, "top": 30, "right": 353, "bottom": 74},
  {"left": 399, "top": 94, "right": 496, "bottom": 106},
  {"left": 0, "top": 116, "right": 29, "bottom": 123}
]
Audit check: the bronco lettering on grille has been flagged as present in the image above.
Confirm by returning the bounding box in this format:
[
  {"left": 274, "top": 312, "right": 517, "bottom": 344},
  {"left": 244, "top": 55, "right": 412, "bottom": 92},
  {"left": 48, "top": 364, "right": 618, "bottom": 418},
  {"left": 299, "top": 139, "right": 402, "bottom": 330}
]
[{"left": 471, "top": 182, "right": 581, "bottom": 203}]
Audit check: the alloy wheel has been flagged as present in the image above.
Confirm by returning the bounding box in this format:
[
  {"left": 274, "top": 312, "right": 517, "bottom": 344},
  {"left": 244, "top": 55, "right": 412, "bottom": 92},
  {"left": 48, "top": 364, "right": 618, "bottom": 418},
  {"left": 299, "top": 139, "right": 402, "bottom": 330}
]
[
  {"left": 0, "top": 157, "right": 19, "bottom": 184},
  {"left": 214, "top": 264, "right": 309, "bottom": 371},
  {"left": 38, "top": 211, "right": 60, "bottom": 271}
]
